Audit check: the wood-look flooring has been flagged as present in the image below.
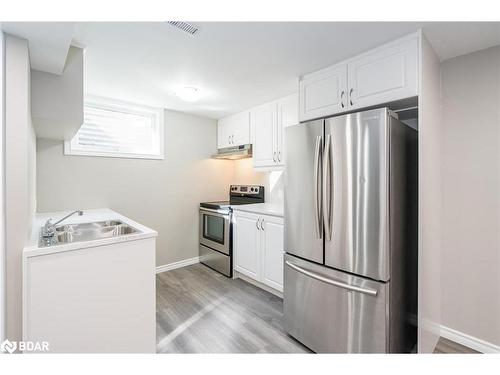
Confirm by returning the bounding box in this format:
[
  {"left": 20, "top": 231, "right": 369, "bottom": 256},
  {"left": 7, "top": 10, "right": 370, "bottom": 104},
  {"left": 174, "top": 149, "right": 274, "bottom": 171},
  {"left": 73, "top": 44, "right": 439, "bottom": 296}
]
[
  {"left": 156, "top": 263, "right": 479, "bottom": 354},
  {"left": 156, "top": 263, "right": 311, "bottom": 353},
  {"left": 434, "top": 337, "right": 479, "bottom": 354}
]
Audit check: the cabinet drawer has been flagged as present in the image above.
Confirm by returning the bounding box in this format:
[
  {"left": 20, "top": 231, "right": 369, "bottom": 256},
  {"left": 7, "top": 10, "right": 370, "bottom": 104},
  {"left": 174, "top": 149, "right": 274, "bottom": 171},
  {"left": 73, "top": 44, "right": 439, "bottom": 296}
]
[{"left": 284, "top": 254, "right": 387, "bottom": 353}]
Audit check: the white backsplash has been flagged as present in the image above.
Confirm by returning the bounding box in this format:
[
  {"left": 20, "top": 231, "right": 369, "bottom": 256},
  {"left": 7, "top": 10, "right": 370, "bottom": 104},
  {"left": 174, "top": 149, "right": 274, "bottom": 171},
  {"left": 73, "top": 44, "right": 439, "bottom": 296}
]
[{"left": 232, "top": 158, "right": 284, "bottom": 206}]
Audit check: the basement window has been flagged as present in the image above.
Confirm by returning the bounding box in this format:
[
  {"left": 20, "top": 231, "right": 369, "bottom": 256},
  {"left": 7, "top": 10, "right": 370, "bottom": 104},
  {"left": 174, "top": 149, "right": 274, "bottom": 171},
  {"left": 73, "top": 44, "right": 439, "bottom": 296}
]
[{"left": 64, "top": 96, "right": 164, "bottom": 160}]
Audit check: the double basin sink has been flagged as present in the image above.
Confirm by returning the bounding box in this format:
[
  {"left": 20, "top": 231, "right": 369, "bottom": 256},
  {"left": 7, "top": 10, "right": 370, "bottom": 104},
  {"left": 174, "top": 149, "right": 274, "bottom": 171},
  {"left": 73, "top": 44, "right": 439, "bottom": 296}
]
[{"left": 40, "top": 220, "right": 139, "bottom": 247}]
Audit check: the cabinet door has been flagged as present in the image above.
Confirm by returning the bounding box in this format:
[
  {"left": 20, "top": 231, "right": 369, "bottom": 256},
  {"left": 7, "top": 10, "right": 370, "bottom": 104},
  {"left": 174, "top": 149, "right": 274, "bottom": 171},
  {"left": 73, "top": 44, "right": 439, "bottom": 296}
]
[
  {"left": 299, "top": 63, "right": 348, "bottom": 122},
  {"left": 276, "top": 93, "right": 298, "bottom": 167},
  {"left": 278, "top": 92, "right": 299, "bottom": 128},
  {"left": 261, "top": 215, "right": 284, "bottom": 292},
  {"left": 347, "top": 36, "right": 418, "bottom": 110},
  {"left": 251, "top": 102, "right": 277, "bottom": 168},
  {"left": 231, "top": 110, "right": 250, "bottom": 146},
  {"left": 234, "top": 212, "right": 261, "bottom": 280},
  {"left": 217, "top": 117, "right": 231, "bottom": 149}
]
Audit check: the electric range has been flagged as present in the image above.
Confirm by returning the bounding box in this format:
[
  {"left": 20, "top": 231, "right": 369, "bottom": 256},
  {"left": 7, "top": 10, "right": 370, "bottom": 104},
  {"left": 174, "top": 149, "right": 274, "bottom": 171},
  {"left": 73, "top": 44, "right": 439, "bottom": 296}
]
[{"left": 199, "top": 185, "right": 264, "bottom": 277}]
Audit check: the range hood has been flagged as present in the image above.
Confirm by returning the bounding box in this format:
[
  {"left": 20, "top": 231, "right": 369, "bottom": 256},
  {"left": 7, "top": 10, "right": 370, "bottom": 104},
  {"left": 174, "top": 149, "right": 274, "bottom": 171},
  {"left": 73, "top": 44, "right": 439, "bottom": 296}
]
[{"left": 212, "top": 144, "right": 252, "bottom": 160}]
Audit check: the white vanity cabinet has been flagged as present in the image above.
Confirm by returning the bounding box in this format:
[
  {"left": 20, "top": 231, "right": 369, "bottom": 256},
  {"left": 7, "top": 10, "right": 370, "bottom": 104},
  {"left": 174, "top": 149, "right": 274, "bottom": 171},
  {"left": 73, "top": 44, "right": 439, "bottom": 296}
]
[
  {"left": 299, "top": 33, "right": 419, "bottom": 122},
  {"left": 233, "top": 210, "right": 284, "bottom": 293}
]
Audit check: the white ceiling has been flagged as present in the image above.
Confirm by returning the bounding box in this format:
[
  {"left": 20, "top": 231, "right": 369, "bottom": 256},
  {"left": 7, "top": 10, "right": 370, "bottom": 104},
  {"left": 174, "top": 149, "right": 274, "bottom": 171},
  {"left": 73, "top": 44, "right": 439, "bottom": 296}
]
[
  {"left": 2, "top": 22, "right": 75, "bottom": 74},
  {"left": 3, "top": 22, "right": 500, "bottom": 119}
]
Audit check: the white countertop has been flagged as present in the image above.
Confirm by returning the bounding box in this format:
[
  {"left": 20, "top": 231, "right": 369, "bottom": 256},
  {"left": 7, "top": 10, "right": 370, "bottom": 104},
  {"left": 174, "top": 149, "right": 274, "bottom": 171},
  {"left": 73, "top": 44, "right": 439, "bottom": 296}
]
[
  {"left": 24, "top": 208, "right": 157, "bottom": 258},
  {"left": 231, "top": 203, "right": 284, "bottom": 217}
]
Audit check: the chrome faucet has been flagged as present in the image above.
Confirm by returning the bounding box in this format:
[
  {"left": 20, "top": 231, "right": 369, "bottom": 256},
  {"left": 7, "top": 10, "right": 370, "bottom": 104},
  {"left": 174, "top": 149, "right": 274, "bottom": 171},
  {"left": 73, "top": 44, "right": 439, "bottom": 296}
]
[{"left": 42, "top": 210, "right": 83, "bottom": 239}]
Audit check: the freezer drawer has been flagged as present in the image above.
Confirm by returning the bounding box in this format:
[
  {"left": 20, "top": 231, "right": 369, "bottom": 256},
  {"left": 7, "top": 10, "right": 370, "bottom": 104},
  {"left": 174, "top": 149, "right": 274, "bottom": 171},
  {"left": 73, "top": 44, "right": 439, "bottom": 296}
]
[{"left": 284, "top": 254, "right": 389, "bottom": 353}]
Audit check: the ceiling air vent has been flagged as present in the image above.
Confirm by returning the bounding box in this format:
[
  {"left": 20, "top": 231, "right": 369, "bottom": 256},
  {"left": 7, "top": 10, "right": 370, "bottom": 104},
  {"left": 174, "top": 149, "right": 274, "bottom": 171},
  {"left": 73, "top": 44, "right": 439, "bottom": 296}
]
[{"left": 167, "top": 21, "right": 200, "bottom": 36}]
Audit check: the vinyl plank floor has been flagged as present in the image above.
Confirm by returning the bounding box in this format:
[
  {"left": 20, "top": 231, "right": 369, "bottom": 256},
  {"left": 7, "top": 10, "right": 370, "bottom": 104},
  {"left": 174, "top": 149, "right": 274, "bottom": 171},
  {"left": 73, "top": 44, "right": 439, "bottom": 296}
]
[
  {"left": 433, "top": 337, "right": 480, "bottom": 354},
  {"left": 156, "top": 263, "right": 311, "bottom": 353},
  {"left": 156, "top": 264, "right": 479, "bottom": 354}
]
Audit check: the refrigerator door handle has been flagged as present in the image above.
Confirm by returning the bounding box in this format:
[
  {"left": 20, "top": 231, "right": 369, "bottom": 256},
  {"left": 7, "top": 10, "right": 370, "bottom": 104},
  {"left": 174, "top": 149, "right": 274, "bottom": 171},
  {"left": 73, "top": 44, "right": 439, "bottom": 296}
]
[
  {"left": 285, "top": 261, "right": 378, "bottom": 296},
  {"left": 323, "top": 134, "right": 333, "bottom": 241},
  {"left": 313, "top": 135, "right": 323, "bottom": 239}
]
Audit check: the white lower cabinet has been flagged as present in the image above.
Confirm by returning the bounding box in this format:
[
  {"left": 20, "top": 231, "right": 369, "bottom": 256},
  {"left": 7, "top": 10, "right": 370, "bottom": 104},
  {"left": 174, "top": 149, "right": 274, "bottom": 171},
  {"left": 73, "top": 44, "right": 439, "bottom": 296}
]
[
  {"left": 261, "top": 216, "right": 285, "bottom": 291},
  {"left": 233, "top": 211, "right": 284, "bottom": 292},
  {"left": 23, "top": 237, "right": 156, "bottom": 353},
  {"left": 233, "top": 211, "right": 261, "bottom": 280}
]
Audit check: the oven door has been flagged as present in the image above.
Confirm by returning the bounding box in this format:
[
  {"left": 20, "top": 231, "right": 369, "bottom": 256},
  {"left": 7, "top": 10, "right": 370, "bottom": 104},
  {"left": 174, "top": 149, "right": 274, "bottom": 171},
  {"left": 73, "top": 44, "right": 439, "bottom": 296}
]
[{"left": 199, "top": 208, "right": 231, "bottom": 255}]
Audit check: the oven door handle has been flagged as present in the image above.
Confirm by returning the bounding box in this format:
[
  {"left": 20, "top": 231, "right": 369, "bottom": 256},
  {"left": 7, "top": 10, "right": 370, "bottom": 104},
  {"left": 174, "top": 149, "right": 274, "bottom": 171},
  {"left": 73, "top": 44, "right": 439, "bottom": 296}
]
[{"left": 199, "top": 207, "right": 231, "bottom": 216}]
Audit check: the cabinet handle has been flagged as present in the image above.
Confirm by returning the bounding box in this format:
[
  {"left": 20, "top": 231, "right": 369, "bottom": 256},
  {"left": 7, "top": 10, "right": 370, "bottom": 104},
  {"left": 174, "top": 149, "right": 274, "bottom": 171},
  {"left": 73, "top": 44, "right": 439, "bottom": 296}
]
[
  {"left": 273, "top": 151, "right": 277, "bottom": 163},
  {"left": 260, "top": 218, "right": 265, "bottom": 230},
  {"left": 278, "top": 151, "right": 281, "bottom": 163},
  {"left": 256, "top": 219, "right": 260, "bottom": 230},
  {"left": 231, "top": 135, "right": 235, "bottom": 144},
  {"left": 349, "top": 88, "right": 354, "bottom": 106},
  {"left": 340, "top": 91, "right": 345, "bottom": 108},
  {"left": 228, "top": 135, "right": 231, "bottom": 144}
]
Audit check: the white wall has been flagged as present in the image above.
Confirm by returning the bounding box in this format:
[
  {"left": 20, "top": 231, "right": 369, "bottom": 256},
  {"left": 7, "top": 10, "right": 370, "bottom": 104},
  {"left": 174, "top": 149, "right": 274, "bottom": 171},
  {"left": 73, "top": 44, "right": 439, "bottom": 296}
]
[
  {"left": 4, "top": 34, "right": 37, "bottom": 342},
  {"left": 0, "top": 30, "right": 5, "bottom": 344},
  {"left": 31, "top": 46, "right": 84, "bottom": 140},
  {"left": 418, "top": 33, "right": 443, "bottom": 353},
  {"left": 440, "top": 45, "right": 500, "bottom": 349},
  {"left": 232, "top": 158, "right": 284, "bottom": 206},
  {"left": 36, "top": 110, "right": 234, "bottom": 267}
]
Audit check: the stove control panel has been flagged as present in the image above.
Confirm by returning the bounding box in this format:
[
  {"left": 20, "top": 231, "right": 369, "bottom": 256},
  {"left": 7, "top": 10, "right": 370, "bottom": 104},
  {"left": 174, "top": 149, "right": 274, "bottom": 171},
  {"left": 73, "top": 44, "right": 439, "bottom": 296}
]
[{"left": 230, "top": 185, "right": 263, "bottom": 196}]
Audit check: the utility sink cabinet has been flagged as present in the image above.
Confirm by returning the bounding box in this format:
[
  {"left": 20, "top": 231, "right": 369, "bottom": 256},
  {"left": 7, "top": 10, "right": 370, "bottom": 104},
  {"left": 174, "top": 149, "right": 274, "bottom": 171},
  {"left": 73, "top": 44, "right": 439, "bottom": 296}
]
[{"left": 22, "top": 209, "right": 157, "bottom": 353}]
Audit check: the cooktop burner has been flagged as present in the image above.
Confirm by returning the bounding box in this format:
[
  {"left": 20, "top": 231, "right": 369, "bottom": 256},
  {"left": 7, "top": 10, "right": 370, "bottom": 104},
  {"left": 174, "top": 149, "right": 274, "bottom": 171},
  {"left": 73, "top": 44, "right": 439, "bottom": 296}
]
[
  {"left": 200, "top": 185, "right": 265, "bottom": 211},
  {"left": 199, "top": 201, "right": 231, "bottom": 210}
]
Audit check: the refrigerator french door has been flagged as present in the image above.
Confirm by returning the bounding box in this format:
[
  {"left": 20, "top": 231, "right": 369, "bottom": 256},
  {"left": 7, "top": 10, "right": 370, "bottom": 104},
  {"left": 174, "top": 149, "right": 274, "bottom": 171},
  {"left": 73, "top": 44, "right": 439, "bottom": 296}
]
[{"left": 284, "top": 107, "right": 417, "bottom": 353}]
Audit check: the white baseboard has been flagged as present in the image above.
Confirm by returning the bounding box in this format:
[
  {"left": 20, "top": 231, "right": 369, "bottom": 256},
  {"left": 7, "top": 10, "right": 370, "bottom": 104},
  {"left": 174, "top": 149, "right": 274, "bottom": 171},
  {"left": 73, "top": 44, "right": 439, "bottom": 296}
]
[
  {"left": 234, "top": 271, "right": 283, "bottom": 298},
  {"left": 440, "top": 325, "right": 500, "bottom": 353},
  {"left": 156, "top": 256, "right": 199, "bottom": 274}
]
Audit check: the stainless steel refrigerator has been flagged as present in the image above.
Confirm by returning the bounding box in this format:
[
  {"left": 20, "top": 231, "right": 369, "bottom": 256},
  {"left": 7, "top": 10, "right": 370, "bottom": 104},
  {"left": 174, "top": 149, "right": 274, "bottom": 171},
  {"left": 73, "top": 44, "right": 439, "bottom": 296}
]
[{"left": 284, "top": 107, "right": 417, "bottom": 353}]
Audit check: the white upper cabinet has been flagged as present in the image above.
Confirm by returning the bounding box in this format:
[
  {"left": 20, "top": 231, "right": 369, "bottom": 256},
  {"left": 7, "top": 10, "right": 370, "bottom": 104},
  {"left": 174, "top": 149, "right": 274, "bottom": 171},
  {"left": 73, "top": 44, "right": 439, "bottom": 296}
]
[
  {"left": 216, "top": 93, "right": 297, "bottom": 169},
  {"left": 299, "top": 33, "right": 420, "bottom": 122},
  {"left": 250, "top": 93, "right": 298, "bottom": 169},
  {"left": 251, "top": 101, "right": 279, "bottom": 168},
  {"left": 299, "top": 63, "right": 348, "bottom": 122},
  {"left": 217, "top": 110, "right": 250, "bottom": 149},
  {"left": 348, "top": 35, "right": 419, "bottom": 110},
  {"left": 278, "top": 92, "right": 299, "bottom": 128},
  {"left": 217, "top": 116, "right": 231, "bottom": 149}
]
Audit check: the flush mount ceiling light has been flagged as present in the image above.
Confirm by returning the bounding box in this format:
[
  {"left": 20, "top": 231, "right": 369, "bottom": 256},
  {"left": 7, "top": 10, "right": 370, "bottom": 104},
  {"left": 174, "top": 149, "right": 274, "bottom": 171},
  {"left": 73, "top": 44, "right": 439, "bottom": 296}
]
[{"left": 175, "top": 86, "right": 202, "bottom": 103}]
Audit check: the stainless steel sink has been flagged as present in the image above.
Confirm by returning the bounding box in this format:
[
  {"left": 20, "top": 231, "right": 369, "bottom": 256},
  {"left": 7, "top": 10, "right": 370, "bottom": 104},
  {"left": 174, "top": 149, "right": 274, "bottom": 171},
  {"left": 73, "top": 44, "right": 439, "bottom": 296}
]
[{"left": 40, "top": 220, "right": 140, "bottom": 247}]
